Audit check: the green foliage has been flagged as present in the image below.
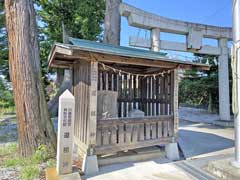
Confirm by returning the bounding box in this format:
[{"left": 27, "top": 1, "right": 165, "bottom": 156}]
[
  {"left": 36, "top": 0, "right": 105, "bottom": 99},
  {"left": 31, "top": 144, "right": 54, "bottom": 164},
  {"left": 179, "top": 75, "right": 218, "bottom": 107},
  {"left": 0, "top": 2, "right": 14, "bottom": 113},
  {"left": 36, "top": 0, "right": 105, "bottom": 42},
  {"left": 0, "top": 77, "right": 14, "bottom": 115},
  {"left": 0, "top": 1, "right": 9, "bottom": 79},
  {"left": 46, "top": 158, "right": 56, "bottom": 168},
  {"left": 20, "top": 165, "right": 40, "bottom": 180},
  {"left": 0, "top": 1, "right": 105, "bottom": 102},
  {"left": 179, "top": 55, "right": 219, "bottom": 111}
]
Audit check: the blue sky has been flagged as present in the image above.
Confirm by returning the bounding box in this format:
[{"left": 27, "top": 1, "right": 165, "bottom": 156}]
[{"left": 120, "top": 0, "right": 232, "bottom": 59}]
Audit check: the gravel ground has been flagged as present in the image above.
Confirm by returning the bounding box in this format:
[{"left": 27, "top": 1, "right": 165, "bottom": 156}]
[{"left": 0, "top": 167, "right": 20, "bottom": 180}]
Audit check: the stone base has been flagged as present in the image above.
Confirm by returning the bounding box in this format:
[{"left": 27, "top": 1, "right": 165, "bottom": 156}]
[
  {"left": 45, "top": 167, "right": 81, "bottom": 180},
  {"left": 231, "top": 160, "right": 240, "bottom": 168},
  {"left": 98, "top": 146, "right": 166, "bottom": 166},
  {"left": 213, "top": 120, "right": 234, "bottom": 128},
  {"left": 165, "top": 143, "right": 180, "bottom": 161},
  {"left": 207, "top": 158, "right": 240, "bottom": 180},
  {"left": 82, "top": 155, "right": 99, "bottom": 175}
]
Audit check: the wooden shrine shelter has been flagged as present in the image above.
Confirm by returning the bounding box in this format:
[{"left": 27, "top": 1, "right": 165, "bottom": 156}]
[{"left": 48, "top": 38, "right": 209, "bottom": 158}]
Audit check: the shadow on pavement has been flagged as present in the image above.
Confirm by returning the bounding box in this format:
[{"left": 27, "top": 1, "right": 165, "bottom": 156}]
[{"left": 178, "top": 129, "right": 234, "bottom": 158}]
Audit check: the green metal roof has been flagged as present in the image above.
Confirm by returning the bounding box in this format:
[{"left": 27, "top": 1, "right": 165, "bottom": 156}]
[
  {"left": 69, "top": 37, "right": 167, "bottom": 57},
  {"left": 68, "top": 38, "right": 209, "bottom": 69}
]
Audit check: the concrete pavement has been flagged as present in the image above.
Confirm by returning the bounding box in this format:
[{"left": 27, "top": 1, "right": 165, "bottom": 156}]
[
  {"left": 178, "top": 120, "right": 234, "bottom": 159},
  {"left": 83, "top": 159, "right": 194, "bottom": 180}
]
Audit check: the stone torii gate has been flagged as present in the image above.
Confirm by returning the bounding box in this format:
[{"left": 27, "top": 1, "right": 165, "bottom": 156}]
[{"left": 119, "top": 3, "right": 232, "bottom": 122}]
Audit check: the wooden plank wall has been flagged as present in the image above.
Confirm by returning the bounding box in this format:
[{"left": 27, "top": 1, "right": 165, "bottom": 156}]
[
  {"left": 98, "top": 69, "right": 174, "bottom": 118},
  {"left": 73, "top": 61, "right": 91, "bottom": 151},
  {"left": 95, "top": 115, "right": 174, "bottom": 155}
]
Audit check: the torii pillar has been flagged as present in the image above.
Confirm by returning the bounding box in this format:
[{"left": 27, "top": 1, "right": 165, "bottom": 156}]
[
  {"left": 151, "top": 28, "right": 160, "bottom": 51},
  {"left": 218, "top": 39, "right": 231, "bottom": 121}
]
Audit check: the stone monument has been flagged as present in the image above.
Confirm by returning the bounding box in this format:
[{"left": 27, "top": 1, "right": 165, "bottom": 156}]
[
  {"left": 97, "top": 90, "right": 118, "bottom": 119},
  {"left": 45, "top": 90, "right": 80, "bottom": 180},
  {"left": 56, "top": 89, "right": 75, "bottom": 175}
]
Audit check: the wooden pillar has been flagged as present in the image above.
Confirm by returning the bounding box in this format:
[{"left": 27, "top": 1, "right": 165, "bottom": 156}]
[
  {"left": 88, "top": 61, "right": 98, "bottom": 154},
  {"left": 173, "top": 69, "right": 179, "bottom": 141}
]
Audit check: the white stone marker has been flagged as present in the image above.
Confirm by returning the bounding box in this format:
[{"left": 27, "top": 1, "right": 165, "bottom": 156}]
[{"left": 57, "top": 89, "right": 75, "bottom": 175}]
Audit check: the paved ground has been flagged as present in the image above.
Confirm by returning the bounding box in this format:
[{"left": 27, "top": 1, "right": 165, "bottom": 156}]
[
  {"left": 83, "top": 159, "right": 194, "bottom": 180},
  {"left": 179, "top": 107, "right": 219, "bottom": 123},
  {"left": 178, "top": 120, "right": 234, "bottom": 159},
  {"left": 83, "top": 108, "right": 235, "bottom": 180}
]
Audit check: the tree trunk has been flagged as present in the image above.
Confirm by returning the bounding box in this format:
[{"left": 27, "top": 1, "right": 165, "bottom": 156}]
[
  {"left": 48, "top": 69, "right": 72, "bottom": 116},
  {"left": 48, "top": 23, "right": 72, "bottom": 117},
  {"left": 5, "top": 0, "right": 57, "bottom": 157},
  {"left": 208, "top": 92, "right": 213, "bottom": 112},
  {"left": 103, "top": 0, "right": 121, "bottom": 45}
]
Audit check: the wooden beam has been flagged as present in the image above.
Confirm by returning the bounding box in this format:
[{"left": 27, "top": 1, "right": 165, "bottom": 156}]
[
  {"left": 97, "top": 115, "right": 174, "bottom": 127},
  {"left": 91, "top": 52, "right": 209, "bottom": 70},
  {"left": 48, "top": 44, "right": 73, "bottom": 68},
  {"left": 95, "top": 137, "right": 172, "bottom": 155}
]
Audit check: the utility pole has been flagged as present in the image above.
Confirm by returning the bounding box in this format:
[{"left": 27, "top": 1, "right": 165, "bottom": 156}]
[{"left": 232, "top": 0, "right": 240, "bottom": 168}]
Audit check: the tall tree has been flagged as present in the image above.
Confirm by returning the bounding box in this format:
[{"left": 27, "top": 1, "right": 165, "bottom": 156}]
[
  {"left": 103, "top": 0, "right": 121, "bottom": 45},
  {"left": 0, "top": 1, "right": 8, "bottom": 79},
  {"left": 5, "top": 0, "right": 56, "bottom": 156},
  {"left": 37, "top": 0, "right": 105, "bottom": 116}
]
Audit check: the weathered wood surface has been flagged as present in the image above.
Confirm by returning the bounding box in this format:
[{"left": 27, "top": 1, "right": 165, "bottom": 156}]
[
  {"left": 73, "top": 63, "right": 177, "bottom": 155},
  {"left": 88, "top": 61, "right": 98, "bottom": 146},
  {"left": 95, "top": 137, "right": 172, "bottom": 155},
  {"left": 173, "top": 69, "right": 179, "bottom": 140},
  {"left": 95, "top": 115, "right": 174, "bottom": 155},
  {"left": 73, "top": 61, "right": 90, "bottom": 148}
]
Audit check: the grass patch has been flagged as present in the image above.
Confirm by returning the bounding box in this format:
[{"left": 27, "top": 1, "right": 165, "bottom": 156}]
[
  {"left": 47, "top": 158, "right": 56, "bottom": 168},
  {"left": 31, "top": 145, "right": 54, "bottom": 164},
  {"left": 0, "top": 142, "right": 17, "bottom": 157},
  {"left": 20, "top": 165, "right": 40, "bottom": 180},
  {"left": 1, "top": 144, "right": 56, "bottom": 180},
  {"left": 3, "top": 156, "right": 26, "bottom": 167}
]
